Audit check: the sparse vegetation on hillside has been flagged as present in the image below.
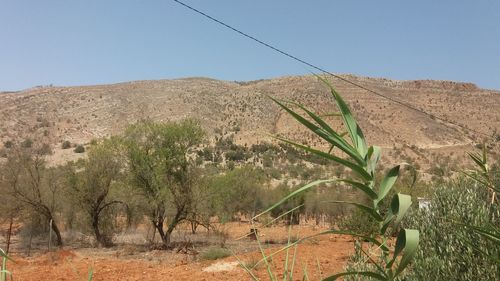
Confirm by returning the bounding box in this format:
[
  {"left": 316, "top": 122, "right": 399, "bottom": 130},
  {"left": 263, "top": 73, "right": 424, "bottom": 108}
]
[{"left": 1, "top": 75, "right": 498, "bottom": 175}]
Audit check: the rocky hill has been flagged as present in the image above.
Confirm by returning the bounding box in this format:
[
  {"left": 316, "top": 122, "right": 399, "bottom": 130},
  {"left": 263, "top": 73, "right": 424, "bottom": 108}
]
[{"left": 1, "top": 74, "right": 499, "bottom": 169}]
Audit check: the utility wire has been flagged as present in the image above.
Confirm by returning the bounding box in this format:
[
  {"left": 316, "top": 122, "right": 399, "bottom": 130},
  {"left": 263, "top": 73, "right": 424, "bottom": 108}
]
[{"left": 172, "top": 0, "right": 492, "bottom": 139}]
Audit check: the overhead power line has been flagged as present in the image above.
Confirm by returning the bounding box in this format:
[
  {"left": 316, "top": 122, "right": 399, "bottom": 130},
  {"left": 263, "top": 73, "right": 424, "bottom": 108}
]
[{"left": 172, "top": 0, "right": 492, "bottom": 139}]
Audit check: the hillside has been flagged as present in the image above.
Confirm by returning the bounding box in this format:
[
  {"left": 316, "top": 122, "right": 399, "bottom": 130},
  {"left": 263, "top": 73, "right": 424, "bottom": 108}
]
[{"left": 0, "top": 74, "right": 499, "bottom": 170}]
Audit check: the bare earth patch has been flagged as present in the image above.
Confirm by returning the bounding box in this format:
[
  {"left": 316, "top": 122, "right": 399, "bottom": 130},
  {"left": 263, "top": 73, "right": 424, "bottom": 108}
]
[{"left": 6, "top": 224, "right": 355, "bottom": 280}]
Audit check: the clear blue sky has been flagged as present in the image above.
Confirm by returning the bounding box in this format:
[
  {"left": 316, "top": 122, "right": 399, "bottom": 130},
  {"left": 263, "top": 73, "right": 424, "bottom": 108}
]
[{"left": 1, "top": 0, "right": 499, "bottom": 91}]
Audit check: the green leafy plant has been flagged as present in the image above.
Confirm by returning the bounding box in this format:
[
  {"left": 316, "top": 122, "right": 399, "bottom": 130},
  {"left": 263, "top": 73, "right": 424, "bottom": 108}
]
[
  {"left": 248, "top": 77, "right": 419, "bottom": 280},
  {"left": 461, "top": 147, "right": 500, "bottom": 264},
  {"left": 403, "top": 179, "right": 499, "bottom": 280},
  {"left": 0, "top": 248, "right": 12, "bottom": 281},
  {"left": 463, "top": 146, "right": 499, "bottom": 204}
]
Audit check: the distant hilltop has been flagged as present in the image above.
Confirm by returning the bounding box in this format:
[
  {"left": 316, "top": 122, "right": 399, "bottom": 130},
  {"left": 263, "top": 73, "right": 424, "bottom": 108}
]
[{"left": 0, "top": 74, "right": 498, "bottom": 168}]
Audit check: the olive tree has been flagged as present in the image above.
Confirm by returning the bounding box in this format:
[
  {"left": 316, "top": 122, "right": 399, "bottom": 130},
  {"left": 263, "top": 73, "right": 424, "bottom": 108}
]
[
  {"left": 122, "top": 119, "right": 204, "bottom": 247},
  {"left": 67, "top": 138, "right": 124, "bottom": 247},
  {"left": 0, "top": 145, "right": 65, "bottom": 246},
  {"left": 204, "top": 166, "right": 267, "bottom": 221}
]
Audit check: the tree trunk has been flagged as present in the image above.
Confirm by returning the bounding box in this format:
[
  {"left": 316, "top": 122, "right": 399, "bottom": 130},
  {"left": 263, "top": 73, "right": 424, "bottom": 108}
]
[
  {"left": 163, "top": 224, "right": 177, "bottom": 248},
  {"left": 163, "top": 208, "right": 185, "bottom": 248},
  {"left": 92, "top": 213, "right": 106, "bottom": 247},
  {"left": 190, "top": 220, "right": 198, "bottom": 234},
  {"left": 5, "top": 215, "right": 14, "bottom": 254},
  {"left": 163, "top": 231, "right": 171, "bottom": 247},
  {"left": 51, "top": 219, "right": 63, "bottom": 247},
  {"left": 154, "top": 215, "right": 168, "bottom": 247}
]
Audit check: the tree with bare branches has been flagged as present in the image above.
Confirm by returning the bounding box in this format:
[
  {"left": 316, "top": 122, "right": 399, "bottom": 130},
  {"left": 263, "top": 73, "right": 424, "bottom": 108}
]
[{"left": 0, "top": 144, "right": 64, "bottom": 246}]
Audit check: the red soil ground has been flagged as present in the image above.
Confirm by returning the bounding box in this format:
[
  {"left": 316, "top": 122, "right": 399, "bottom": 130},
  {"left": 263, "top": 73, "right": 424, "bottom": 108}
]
[{"left": 6, "top": 224, "right": 356, "bottom": 280}]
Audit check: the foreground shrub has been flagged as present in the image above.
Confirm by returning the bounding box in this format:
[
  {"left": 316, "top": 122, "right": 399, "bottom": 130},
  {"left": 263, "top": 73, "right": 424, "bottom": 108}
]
[{"left": 403, "top": 179, "right": 499, "bottom": 280}]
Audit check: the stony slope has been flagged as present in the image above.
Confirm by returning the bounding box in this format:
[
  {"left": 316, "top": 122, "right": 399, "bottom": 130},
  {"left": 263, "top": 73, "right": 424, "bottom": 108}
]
[{"left": 0, "top": 74, "right": 499, "bottom": 168}]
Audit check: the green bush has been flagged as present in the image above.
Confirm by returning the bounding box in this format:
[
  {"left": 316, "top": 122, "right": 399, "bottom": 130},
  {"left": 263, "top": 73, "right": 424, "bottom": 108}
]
[
  {"left": 61, "top": 140, "right": 71, "bottom": 149},
  {"left": 198, "top": 147, "right": 214, "bottom": 161},
  {"left": 262, "top": 152, "right": 273, "bottom": 168},
  {"left": 200, "top": 247, "right": 231, "bottom": 260},
  {"left": 21, "top": 138, "right": 32, "bottom": 148},
  {"left": 74, "top": 145, "right": 85, "bottom": 153},
  {"left": 3, "top": 140, "right": 13, "bottom": 149},
  {"left": 226, "top": 160, "right": 235, "bottom": 170},
  {"left": 225, "top": 149, "right": 248, "bottom": 162},
  {"left": 266, "top": 168, "right": 281, "bottom": 180},
  {"left": 338, "top": 207, "right": 379, "bottom": 235},
  {"left": 403, "top": 179, "right": 499, "bottom": 280},
  {"left": 37, "top": 143, "right": 52, "bottom": 155}
]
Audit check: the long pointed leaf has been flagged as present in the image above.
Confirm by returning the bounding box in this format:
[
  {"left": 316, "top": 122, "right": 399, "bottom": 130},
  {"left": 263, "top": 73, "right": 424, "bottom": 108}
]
[
  {"left": 0, "top": 249, "right": 11, "bottom": 262},
  {"left": 322, "top": 271, "right": 387, "bottom": 281},
  {"left": 275, "top": 137, "right": 372, "bottom": 181},
  {"left": 377, "top": 165, "right": 400, "bottom": 204},
  {"left": 394, "top": 229, "right": 419, "bottom": 276},
  {"left": 270, "top": 97, "right": 364, "bottom": 165},
  {"left": 289, "top": 101, "right": 354, "bottom": 153},
  {"left": 316, "top": 75, "right": 368, "bottom": 157},
  {"left": 289, "top": 102, "right": 337, "bottom": 137},
  {"left": 231, "top": 249, "right": 259, "bottom": 280},
  {"left": 289, "top": 244, "right": 298, "bottom": 281},
  {"left": 254, "top": 179, "right": 336, "bottom": 219},
  {"left": 283, "top": 223, "right": 293, "bottom": 281},
  {"left": 468, "top": 152, "right": 487, "bottom": 173},
  {"left": 302, "top": 265, "right": 310, "bottom": 281},
  {"left": 366, "top": 146, "right": 381, "bottom": 177},
  {"left": 459, "top": 223, "right": 500, "bottom": 243},
  {"left": 380, "top": 194, "right": 412, "bottom": 235},
  {"left": 328, "top": 201, "right": 383, "bottom": 221},
  {"left": 359, "top": 246, "right": 388, "bottom": 276},
  {"left": 252, "top": 230, "right": 388, "bottom": 268},
  {"left": 87, "top": 267, "right": 94, "bottom": 281},
  {"left": 338, "top": 179, "right": 378, "bottom": 199},
  {"left": 254, "top": 221, "right": 277, "bottom": 281},
  {"left": 392, "top": 193, "right": 413, "bottom": 226},
  {"left": 462, "top": 171, "right": 491, "bottom": 188},
  {"left": 380, "top": 212, "right": 395, "bottom": 235},
  {"left": 262, "top": 205, "right": 304, "bottom": 228}
]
